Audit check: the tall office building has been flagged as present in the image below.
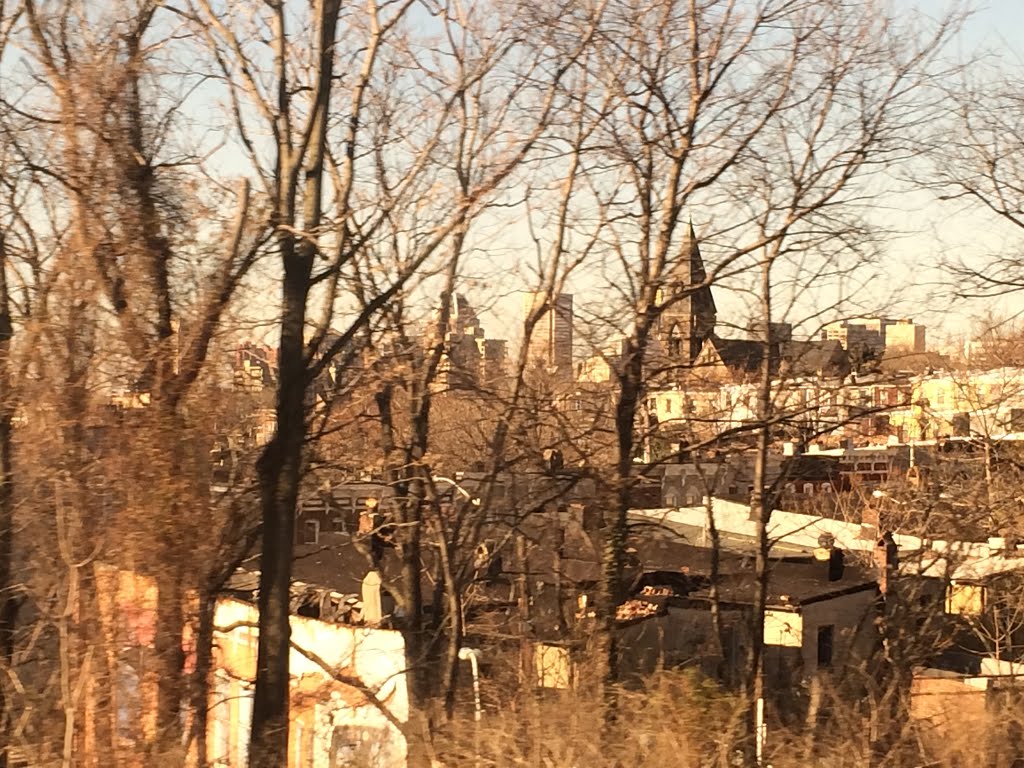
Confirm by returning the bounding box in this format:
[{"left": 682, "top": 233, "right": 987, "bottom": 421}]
[
  {"left": 884, "top": 319, "right": 926, "bottom": 353},
  {"left": 435, "top": 294, "right": 505, "bottom": 391},
  {"left": 522, "top": 292, "right": 574, "bottom": 379},
  {"left": 821, "top": 317, "right": 926, "bottom": 355}
]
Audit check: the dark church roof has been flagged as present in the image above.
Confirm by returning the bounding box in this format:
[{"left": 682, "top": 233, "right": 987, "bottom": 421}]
[
  {"left": 877, "top": 349, "right": 950, "bottom": 374},
  {"left": 706, "top": 336, "right": 850, "bottom": 380},
  {"left": 709, "top": 336, "right": 763, "bottom": 374},
  {"left": 657, "top": 221, "right": 719, "bottom": 366},
  {"left": 780, "top": 339, "right": 850, "bottom": 378}
]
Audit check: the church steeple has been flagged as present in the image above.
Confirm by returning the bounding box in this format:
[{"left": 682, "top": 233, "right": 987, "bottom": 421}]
[{"left": 659, "top": 219, "right": 717, "bottom": 363}]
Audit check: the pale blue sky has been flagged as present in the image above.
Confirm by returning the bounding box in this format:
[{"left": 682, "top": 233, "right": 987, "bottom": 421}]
[
  {"left": 876, "top": 0, "right": 1024, "bottom": 348},
  {"left": 472, "top": 1, "right": 1024, "bottom": 354},
  {"left": 962, "top": 0, "right": 1024, "bottom": 54},
  {"left": 6, "top": 1, "right": 1024, "bottom": 353}
]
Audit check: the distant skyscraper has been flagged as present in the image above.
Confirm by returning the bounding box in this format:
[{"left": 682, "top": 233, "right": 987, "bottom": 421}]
[
  {"left": 884, "top": 319, "right": 927, "bottom": 353},
  {"left": 522, "top": 292, "right": 574, "bottom": 379},
  {"left": 821, "top": 317, "right": 926, "bottom": 355},
  {"left": 435, "top": 294, "right": 509, "bottom": 391},
  {"left": 479, "top": 338, "right": 508, "bottom": 386}
]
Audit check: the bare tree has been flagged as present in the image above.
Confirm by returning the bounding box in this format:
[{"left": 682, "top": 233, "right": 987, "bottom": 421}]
[
  {"left": 527, "top": 0, "right": 967, "bottom": 757},
  {"left": 188, "top": 0, "right": 602, "bottom": 759},
  {"left": 1, "top": 1, "right": 267, "bottom": 760},
  {"left": 929, "top": 66, "right": 1024, "bottom": 300}
]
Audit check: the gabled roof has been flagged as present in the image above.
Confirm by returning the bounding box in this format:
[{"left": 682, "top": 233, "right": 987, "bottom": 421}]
[{"left": 708, "top": 336, "right": 764, "bottom": 375}]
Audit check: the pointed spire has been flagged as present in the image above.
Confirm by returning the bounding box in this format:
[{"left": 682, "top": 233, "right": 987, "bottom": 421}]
[
  {"left": 660, "top": 216, "right": 718, "bottom": 363},
  {"left": 684, "top": 217, "right": 708, "bottom": 284}
]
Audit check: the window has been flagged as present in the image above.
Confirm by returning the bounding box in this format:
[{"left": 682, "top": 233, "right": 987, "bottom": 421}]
[
  {"left": 294, "top": 720, "right": 314, "bottom": 768},
  {"left": 116, "top": 657, "right": 141, "bottom": 743},
  {"left": 535, "top": 643, "right": 572, "bottom": 689},
  {"left": 303, "top": 519, "right": 320, "bottom": 545},
  {"left": 816, "top": 625, "right": 834, "bottom": 668},
  {"left": 667, "top": 323, "right": 682, "bottom": 357},
  {"left": 664, "top": 398, "right": 673, "bottom": 414},
  {"left": 946, "top": 583, "right": 986, "bottom": 615},
  {"left": 331, "top": 497, "right": 354, "bottom": 532}
]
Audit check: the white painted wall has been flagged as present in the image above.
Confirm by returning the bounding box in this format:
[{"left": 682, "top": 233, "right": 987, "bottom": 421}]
[
  {"left": 213, "top": 598, "right": 409, "bottom": 768},
  {"left": 633, "top": 499, "right": 922, "bottom": 555}
]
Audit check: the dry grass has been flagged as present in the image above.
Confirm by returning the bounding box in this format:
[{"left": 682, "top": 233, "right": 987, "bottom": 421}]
[{"left": 419, "top": 670, "right": 1024, "bottom": 768}]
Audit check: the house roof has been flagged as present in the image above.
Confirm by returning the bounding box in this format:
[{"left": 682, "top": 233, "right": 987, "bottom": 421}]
[
  {"left": 625, "top": 520, "right": 879, "bottom": 607},
  {"left": 709, "top": 337, "right": 764, "bottom": 374},
  {"left": 685, "top": 556, "right": 878, "bottom": 608},
  {"left": 878, "top": 349, "right": 950, "bottom": 374},
  {"left": 950, "top": 552, "right": 1024, "bottom": 582},
  {"left": 780, "top": 339, "right": 849, "bottom": 378}
]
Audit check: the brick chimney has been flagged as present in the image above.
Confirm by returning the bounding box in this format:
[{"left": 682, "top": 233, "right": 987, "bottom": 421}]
[
  {"left": 827, "top": 547, "right": 846, "bottom": 582},
  {"left": 875, "top": 532, "right": 898, "bottom": 596},
  {"left": 860, "top": 503, "right": 880, "bottom": 540}
]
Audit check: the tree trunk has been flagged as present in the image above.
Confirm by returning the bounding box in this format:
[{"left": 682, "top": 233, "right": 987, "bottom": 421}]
[
  {"left": 251, "top": 252, "right": 310, "bottom": 766},
  {"left": 191, "top": 589, "right": 216, "bottom": 768},
  {"left": 0, "top": 231, "right": 14, "bottom": 768},
  {"left": 598, "top": 334, "right": 645, "bottom": 708},
  {"left": 745, "top": 258, "right": 775, "bottom": 766},
  {"left": 250, "top": 0, "right": 340, "bottom": 761},
  {"left": 151, "top": 571, "right": 185, "bottom": 756}
]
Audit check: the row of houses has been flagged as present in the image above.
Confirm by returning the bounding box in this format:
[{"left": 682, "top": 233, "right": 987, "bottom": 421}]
[
  {"left": 92, "top": 437, "right": 1024, "bottom": 766},
  {"left": 643, "top": 367, "right": 1024, "bottom": 446},
  {"left": 272, "top": 469, "right": 1024, "bottom": 765}
]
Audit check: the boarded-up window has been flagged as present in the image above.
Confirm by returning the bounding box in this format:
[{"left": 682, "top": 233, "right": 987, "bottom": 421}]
[
  {"left": 946, "top": 583, "right": 986, "bottom": 615},
  {"left": 764, "top": 610, "right": 802, "bottom": 647},
  {"left": 535, "top": 643, "right": 572, "bottom": 689},
  {"left": 330, "top": 725, "right": 385, "bottom": 767}
]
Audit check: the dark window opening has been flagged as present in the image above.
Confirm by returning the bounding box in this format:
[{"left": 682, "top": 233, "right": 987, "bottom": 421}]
[
  {"left": 667, "top": 323, "right": 682, "bottom": 357},
  {"left": 302, "top": 519, "right": 319, "bottom": 545},
  {"left": 816, "top": 625, "right": 834, "bottom": 668}
]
